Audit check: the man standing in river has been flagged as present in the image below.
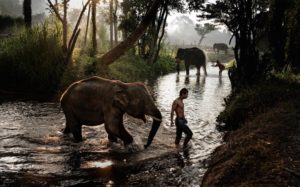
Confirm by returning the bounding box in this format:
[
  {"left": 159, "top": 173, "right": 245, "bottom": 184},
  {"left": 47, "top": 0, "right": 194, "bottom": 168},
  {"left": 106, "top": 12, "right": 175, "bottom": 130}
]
[{"left": 171, "top": 88, "right": 193, "bottom": 147}]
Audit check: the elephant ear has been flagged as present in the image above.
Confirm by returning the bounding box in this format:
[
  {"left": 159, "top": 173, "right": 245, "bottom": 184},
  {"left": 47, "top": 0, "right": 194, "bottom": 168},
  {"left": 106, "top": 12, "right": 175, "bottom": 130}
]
[{"left": 112, "top": 85, "right": 129, "bottom": 112}]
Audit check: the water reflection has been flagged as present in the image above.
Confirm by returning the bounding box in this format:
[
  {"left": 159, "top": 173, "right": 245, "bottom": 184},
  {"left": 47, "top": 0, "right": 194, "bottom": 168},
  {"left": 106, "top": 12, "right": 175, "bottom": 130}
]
[{"left": 0, "top": 66, "right": 231, "bottom": 186}]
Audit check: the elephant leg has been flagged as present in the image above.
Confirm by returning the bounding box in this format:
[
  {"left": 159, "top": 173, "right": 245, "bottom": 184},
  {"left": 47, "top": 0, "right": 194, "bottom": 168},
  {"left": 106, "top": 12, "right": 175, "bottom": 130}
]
[
  {"left": 105, "top": 116, "right": 133, "bottom": 146},
  {"left": 203, "top": 65, "right": 207, "bottom": 76},
  {"left": 185, "top": 64, "right": 190, "bottom": 75},
  {"left": 196, "top": 67, "right": 200, "bottom": 75},
  {"left": 65, "top": 113, "right": 82, "bottom": 142},
  {"left": 108, "top": 133, "right": 118, "bottom": 143},
  {"left": 63, "top": 122, "right": 71, "bottom": 134}
]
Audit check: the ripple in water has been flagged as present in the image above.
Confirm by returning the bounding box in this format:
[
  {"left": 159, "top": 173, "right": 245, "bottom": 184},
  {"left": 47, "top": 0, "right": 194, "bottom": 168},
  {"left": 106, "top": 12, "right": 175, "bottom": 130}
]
[{"left": 0, "top": 66, "right": 231, "bottom": 186}]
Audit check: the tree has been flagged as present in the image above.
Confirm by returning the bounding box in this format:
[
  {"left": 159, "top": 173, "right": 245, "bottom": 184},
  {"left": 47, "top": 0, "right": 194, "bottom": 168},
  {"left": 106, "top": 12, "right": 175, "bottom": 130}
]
[
  {"left": 84, "top": 3, "right": 91, "bottom": 47},
  {"left": 269, "top": 0, "right": 290, "bottom": 71},
  {"left": 119, "top": 0, "right": 184, "bottom": 60},
  {"left": 113, "top": 0, "right": 119, "bottom": 46},
  {"left": 23, "top": 0, "right": 32, "bottom": 28},
  {"left": 109, "top": 0, "right": 114, "bottom": 48},
  {"left": 91, "top": 0, "right": 98, "bottom": 56},
  {"left": 286, "top": 0, "right": 300, "bottom": 71},
  {"left": 97, "top": 0, "right": 162, "bottom": 68},
  {"left": 199, "top": 0, "right": 269, "bottom": 86},
  {"left": 47, "top": 0, "right": 91, "bottom": 64},
  {"left": 194, "top": 23, "right": 215, "bottom": 46}
]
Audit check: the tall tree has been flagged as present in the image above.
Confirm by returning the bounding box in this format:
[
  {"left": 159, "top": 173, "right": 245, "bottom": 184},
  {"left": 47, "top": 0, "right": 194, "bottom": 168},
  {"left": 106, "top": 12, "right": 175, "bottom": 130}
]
[
  {"left": 48, "top": 0, "right": 91, "bottom": 64},
  {"left": 109, "top": 0, "right": 114, "bottom": 48},
  {"left": 286, "top": 0, "right": 300, "bottom": 71},
  {"left": 269, "top": 0, "right": 290, "bottom": 70},
  {"left": 97, "top": 0, "right": 162, "bottom": 68},
  {"left": 194, "top": 23, "right": 215, "bottom": 46},
  {"left": 23, "top": 0, "right": 32, "bottom": 28},
  {"left": 84, "top": 3, "right": 91, "bottom": 47},
  {"left": 91, "top": 0, "right": 98, "bottom": 56},
  {"left": 113, "top": 0, "right": 119, "bottom": 46},
  {"left": 200, "top": 0, "right": 269, "bottom": 86},
  {"left": 119, "top": 0, "right": 184, "bottom": 60}
]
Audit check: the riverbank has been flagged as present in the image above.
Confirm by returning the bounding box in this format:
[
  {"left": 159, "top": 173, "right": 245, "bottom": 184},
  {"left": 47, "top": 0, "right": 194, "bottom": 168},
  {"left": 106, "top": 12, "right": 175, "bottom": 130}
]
[{"left": 202, "top": 78, "right": 300, "bottom": 186}]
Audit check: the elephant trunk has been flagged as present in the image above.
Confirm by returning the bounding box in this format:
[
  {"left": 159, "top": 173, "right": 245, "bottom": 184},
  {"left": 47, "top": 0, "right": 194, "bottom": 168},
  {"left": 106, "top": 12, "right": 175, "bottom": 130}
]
[{"left": 144, "top": 108, "right": 162, "bottom": 149}]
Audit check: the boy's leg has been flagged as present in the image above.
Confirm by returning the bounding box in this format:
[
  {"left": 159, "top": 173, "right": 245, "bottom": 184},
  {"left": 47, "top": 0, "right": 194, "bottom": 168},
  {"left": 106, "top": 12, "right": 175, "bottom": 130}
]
[
  {"left": 182, "top": 123, "right": 193, "bottom": 146},
  {"left": 175, "top": 125, "right": 182, "bottom": 145},
  {"left": 175, "top": 118, "right": 183, "bottom": 145}
]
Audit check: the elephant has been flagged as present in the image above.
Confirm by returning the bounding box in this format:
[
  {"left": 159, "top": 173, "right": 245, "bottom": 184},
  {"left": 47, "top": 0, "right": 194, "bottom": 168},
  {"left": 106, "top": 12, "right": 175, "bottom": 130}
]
[
  {"left": 213, "top": 43, "right": 228, "bottom": 54},
  {"left": 60, "top": 76, "right": 162, "bottom": 149},
  {"left": 175, "top": 47, "right": 207, "bottom": 76}
]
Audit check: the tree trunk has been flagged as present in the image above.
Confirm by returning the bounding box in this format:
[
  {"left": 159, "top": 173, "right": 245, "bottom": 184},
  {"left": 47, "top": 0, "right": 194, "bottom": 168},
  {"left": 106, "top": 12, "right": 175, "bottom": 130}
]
[
  {"left": 23, "top": 0, "right": 32, "bottom": 28},
  {"left": 152, "top": 6, "right": 168, "bottom": 63},
  {"left": 150, "top": 2, "right": 168, "bottom": 64},
  {"left": 84, "top": 3, "right": 91, "bottom": 47},
  {"left": 109, "top": 0, "right": 114, "bottom": 48},
  {"left": 96, "top": 0, "right": 162, "bottom": 69},
  {"left": 114, "top": 0, "right": 118, "bottom": 46},
  {"left": 63, "top": 0, "right": 68, "bottom": 52},
  {"left": 91, "top": 0, "right": 97, "bottom": 56},
  {"left": 198, "top": 36, "right": 205, "bottom": 46}
]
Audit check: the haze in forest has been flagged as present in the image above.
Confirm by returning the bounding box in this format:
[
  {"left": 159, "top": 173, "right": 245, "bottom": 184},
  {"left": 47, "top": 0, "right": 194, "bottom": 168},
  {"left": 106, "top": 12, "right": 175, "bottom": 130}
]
[{"left": 0, "top": 0, "right": 234, "bottom": 47}]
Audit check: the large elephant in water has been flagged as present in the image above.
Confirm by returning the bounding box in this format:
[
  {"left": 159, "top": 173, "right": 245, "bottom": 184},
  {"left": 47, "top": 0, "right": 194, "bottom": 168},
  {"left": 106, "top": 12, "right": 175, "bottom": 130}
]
[
  {"left": 175, "top": 47, "right": 207, "bottom": 76},
  {"left": 60, "top": 76, "right": 162, "bottom": 149}
]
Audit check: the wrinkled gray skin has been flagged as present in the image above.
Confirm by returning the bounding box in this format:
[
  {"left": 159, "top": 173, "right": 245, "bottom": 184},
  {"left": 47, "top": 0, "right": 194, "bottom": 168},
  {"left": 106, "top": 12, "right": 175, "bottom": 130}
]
[
  {"left": 175, "top": 47, "right": 207, "bottom": 76},
  {"left": 60, "top": 76, "right": 162, "bottom": 149},
  {"left": 213, "top": 43, "right": 228, "bottom": 54}
]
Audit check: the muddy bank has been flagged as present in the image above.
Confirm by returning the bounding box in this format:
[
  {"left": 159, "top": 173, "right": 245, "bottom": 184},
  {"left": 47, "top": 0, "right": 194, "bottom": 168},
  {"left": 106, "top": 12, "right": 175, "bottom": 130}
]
[{"left": 202, "top": 81, "right": 300, "bottom": 186}]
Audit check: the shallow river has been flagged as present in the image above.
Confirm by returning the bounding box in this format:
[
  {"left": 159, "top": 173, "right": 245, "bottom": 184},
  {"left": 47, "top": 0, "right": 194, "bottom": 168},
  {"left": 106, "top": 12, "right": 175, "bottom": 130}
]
[{"left": 0, "top": 66, "right": 231, "bottom": 186}]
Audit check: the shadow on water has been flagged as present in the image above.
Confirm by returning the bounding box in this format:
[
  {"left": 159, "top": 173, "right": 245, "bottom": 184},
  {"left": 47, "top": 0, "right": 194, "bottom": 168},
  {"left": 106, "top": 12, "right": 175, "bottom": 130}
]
[{"left": 0, "top": 66, "right": 231, "bottom": 186}]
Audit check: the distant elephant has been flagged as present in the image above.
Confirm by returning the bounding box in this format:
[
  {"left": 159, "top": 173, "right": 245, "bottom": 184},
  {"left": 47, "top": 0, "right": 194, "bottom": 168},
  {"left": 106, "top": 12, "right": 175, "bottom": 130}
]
[
  {"left": 213, "top": 43, "right": 228, "bottom": 54},
  {"left": 60, "top": 76, "right": 162, "bottom": 149},
  {"left": 175, "top": 47, "right": 207, "bottom": 76}
]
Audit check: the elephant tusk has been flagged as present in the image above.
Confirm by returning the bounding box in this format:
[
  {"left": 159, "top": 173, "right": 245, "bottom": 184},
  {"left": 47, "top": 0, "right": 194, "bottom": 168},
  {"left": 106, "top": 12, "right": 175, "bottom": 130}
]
[{"left": 150, "top": 116, "right": 162, "bottom": 122}]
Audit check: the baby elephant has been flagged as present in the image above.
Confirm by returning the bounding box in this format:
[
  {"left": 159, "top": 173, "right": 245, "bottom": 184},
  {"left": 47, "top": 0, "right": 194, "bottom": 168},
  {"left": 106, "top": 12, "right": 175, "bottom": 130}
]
[{"left": 60, "top": 76, "right": 162, "bottom": 149}]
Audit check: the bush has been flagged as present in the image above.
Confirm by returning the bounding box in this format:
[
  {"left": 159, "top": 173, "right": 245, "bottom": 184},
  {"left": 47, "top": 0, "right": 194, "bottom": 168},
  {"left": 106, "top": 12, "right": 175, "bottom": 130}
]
[
  {"left": 107, "top": 54, "right": 177, "bottom": 82},
  {"left": 0, "top": 24, "right": 65, "bottom": 93},
  {"left": 217, "top": 77, "right": 300, "bottom": 130}
]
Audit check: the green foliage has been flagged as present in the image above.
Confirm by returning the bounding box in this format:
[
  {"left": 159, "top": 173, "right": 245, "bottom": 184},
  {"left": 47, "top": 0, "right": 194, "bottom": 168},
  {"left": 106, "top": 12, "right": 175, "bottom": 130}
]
[
  {"left": 194, "top": 23, "right": 216, "bottom": 45},
  {"left": 0, "top": 24, "right": 65, "bottom": 92},
  {"left": 59, "top": 53, "right": 176, "bottom": 89},
  {"left": 271, "top": 64, "right": 299, "bottom": 83},
  {"left": 206, "top": 51, "right": 234, "bottom": 62},
  {"left": 107, "top": 54, "right": 177, "bottom": 82},
  {"left": 217, "top": 77, "right": 299, "bottom": 130},
  {"left": 59, "top": 54, "right": 97, "bottom": 90}
]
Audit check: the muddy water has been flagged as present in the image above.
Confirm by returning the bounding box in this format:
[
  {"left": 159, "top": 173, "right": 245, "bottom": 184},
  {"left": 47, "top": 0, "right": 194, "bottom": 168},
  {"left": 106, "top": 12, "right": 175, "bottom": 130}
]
[{"left": 0, "top": 66, "right": 231, "bottom": 186}]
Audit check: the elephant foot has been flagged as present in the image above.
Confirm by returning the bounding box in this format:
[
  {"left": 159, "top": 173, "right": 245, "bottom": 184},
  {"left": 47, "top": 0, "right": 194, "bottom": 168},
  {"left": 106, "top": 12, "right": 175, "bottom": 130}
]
[
  {"left": 125, "top": 142, "right": 142, "bottom": 152},
  {"left": 62, "top": 126, "right": 71, "bottom": 134}
]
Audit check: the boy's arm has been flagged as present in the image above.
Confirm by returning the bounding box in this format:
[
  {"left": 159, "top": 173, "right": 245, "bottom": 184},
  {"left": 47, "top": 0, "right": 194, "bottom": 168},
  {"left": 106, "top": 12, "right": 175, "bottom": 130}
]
[{"left": 171, "top": 101, "right": 177, "bottom": 126}]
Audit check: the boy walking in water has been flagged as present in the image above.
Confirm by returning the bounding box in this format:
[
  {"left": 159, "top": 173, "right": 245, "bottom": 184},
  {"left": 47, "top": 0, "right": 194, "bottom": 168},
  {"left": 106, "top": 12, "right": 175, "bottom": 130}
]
[
  {"left": 171, "top": 88, "right": 193, "bottom": 147},
  {"left": 212, "top": 60, "right": 225, "bottom": 76}
]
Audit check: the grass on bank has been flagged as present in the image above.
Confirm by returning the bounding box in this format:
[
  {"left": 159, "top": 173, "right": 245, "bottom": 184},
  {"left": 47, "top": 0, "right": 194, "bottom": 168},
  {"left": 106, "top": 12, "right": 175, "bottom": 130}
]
[
  {"left": 0, "top": 24, "right": 64, "bottom": 93},
  {"left": 217, "top": 68, "right": 300, "bottom": 130},
  {"left": 59, "top": 53, "right": 177, "bottom": 90},
  {"left": 0, "top": 23, "right": 177, "bottom": 95}
]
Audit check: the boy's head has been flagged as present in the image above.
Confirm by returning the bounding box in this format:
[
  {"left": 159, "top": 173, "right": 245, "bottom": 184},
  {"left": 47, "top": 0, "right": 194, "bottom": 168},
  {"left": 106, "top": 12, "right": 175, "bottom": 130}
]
[{"left": 179, "top": 88, "right": 188, "bottom": 99}]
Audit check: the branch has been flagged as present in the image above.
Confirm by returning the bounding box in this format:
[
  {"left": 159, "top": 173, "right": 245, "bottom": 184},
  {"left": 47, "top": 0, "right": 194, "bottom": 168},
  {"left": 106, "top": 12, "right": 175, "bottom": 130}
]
[
  {"left": 66, "top": 29, "right": 81, "bottom": 64},
  {"left": 97, "top": 0, "right": 162, "bottom": 68},
  {"left": 68, "top": 0, "right": 91, "bottom": 50},
  {"left": 47, "top": 0, "right": 63, "bottom": 23}
]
